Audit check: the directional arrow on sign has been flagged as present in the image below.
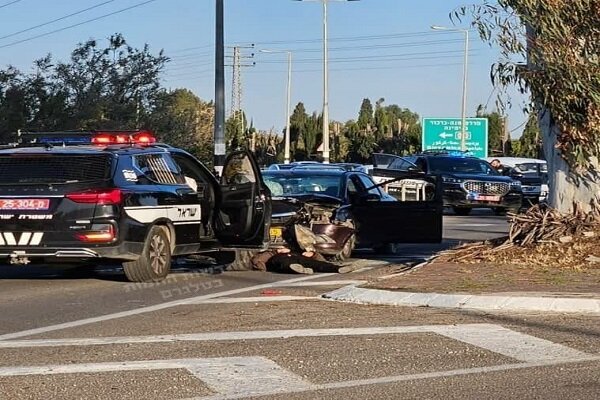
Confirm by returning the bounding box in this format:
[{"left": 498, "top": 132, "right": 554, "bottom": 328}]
[{"left": 439, "top": 133, "right": 454, "bottom": 139}]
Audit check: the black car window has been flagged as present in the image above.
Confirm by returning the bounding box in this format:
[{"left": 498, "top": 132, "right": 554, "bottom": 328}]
[
  {"left": 171, "top": 153, "right": 210, "bottom": 190},
  {"left": 133, "top": 153, "right": 185, "bottom": 185},
  {"left": 389, "top": 157, "right": 414, "bottom": 172},
  {"left": 428, "top": 157, "right": 498, "bottom": 175},
  {"left": 356, "top": 174, "right": 381, "bottom": 196},
  {"left": 222, "top": 153, "right": 257, "bottom": 185}
]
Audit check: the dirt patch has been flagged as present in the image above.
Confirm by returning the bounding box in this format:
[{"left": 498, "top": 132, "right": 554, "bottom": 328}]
[{"left": 366, "top": 261, "right": 600, "bottom": 295}]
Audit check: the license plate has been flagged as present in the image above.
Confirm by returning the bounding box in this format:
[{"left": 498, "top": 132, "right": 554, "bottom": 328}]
[
  {"left": 0, "top": 199, "right": 50, "bottom": 210},
  {"left": 269, "top": 227, "right": 283, "bottom": 241},
  {"left": 475, "top": 195, "right": 501, "bottom": 202}
]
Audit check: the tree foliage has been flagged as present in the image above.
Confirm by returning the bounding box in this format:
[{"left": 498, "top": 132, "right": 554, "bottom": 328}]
[
  {"left": 453, "top": 0, "right": 600, "bottom": 168},
  {"left": 0, "top": 34, "right": 169, "bottom": 140},
  {"left": 147, "top": 89, "right": 214, "bottom": 164},
  {"left": 476, "top": 105, "right": 504, "bottom": 155}
]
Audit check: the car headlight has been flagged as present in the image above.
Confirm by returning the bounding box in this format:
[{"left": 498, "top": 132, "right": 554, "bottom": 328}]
[
  {"left": 510, "top": 181, "right": 522, "bottom": 189},
  {"left": 442, "top": 176, "right": 462, "bottom": 184}
]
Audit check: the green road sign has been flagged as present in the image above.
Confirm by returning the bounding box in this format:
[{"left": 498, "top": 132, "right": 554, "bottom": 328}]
[{"left": 422, "top": 118, "right": 489, "bottom": 158}]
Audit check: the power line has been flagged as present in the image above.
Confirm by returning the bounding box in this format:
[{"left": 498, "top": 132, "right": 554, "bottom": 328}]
[
  {"left": 0, "top": 0, "right": 21, "bottom": 10},
  {"left": 0, "top": 0, "right": 117, "bottom": 41},
  {"left": 0, "top": 0, "right": 161, "bottom": 50},
  {"left": 251, "top": 30, "right": 450, "bottom": 46}
]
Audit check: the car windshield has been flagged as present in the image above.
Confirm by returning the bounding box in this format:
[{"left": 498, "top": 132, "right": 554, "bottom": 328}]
[
  {"left": 428, "top": 157, "right": 498, "bottom": 175},
  {"left": 263, "top": 174, "right": 343, "bottom": 198}
]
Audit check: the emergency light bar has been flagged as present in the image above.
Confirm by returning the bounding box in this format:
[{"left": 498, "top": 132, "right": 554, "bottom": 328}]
[{"left": 16, "top": 130, "right": 157, "bottom": 146}]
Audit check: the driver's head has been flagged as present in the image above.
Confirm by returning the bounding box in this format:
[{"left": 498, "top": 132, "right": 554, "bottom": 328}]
[{"left": 490, "top": 159, "right": 501, "bottom": 168}]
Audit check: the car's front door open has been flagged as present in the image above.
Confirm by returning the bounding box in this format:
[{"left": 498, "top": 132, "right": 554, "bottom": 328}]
[{"left": 215, "top": 151, "right": 271, "bottom": 247}]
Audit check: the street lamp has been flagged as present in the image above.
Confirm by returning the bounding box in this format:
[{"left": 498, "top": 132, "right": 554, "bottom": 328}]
[
  {"left": 260, "top": 49, "right": 293, "bottom": 164},
  {"left": 431, "top": 25, "right": 470, "bottom": 152},
  {"left": 294, "top": 0, "right": 360, "bottom": 163}
]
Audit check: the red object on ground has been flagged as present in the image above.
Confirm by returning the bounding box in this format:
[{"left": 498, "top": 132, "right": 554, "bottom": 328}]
[{"left": 261, "top": 289, "right": 283, "bottom": 296}]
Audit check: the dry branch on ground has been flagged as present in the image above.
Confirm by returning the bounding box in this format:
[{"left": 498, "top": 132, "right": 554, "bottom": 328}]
[{"left": 438, "top": 203, "right": 600, "bottom": 269}]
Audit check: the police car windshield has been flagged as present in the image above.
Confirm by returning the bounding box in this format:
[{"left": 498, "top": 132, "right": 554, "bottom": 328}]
[
  {"left": 429, "top": 157, "right": 499, "bottom": 176},
  {"left": 263, "top": 174, "right": 342, "bottom": 198}
]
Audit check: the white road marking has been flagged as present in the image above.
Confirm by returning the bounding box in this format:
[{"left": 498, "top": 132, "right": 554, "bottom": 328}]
[
  {"left": 453, "top": 223, "right": 495, "bottom": 227},
  {"left": 273, "top": 280, "right": 365, "bottom": 287},
  {"left": 197, "top": 358, "right": 600, "bottom": 400},
  {"left": 0, "top": 357, "right": 314, "bottom": 397},
  {"left": 197, "top": 296, "right": 315, "bottom": 304},
  {"left": 430, "top": 324, "right": 595, "bottom": 362},
  {"left": 0, "top": 274, "right": 332, "bottom": 341},
  {"left": 0, "top": 324, "right": 593, "bottom": 364}
]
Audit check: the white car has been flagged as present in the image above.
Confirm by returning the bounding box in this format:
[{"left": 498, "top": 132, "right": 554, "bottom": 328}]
[{"left": 486, "top": 157, "right": 548, "bottom": 202}]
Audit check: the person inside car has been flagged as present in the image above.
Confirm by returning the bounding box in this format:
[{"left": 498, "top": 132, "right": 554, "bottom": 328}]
[{"left": 490, "top": 158, "right": 509, "bottom": 175}]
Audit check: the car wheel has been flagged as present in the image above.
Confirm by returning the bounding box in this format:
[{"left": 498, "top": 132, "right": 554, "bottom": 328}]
[
  {"left": 373, "top": 243, "right": 397, "bottom": 255},
  {"left": 123, "top": 226, "right": 171, "bottom": 283},
  {"left": 335, "top": 234, "right": 356, "bottom": 262},
  {"left": 452, "top": 207, "right": 472, "bottom": 216}
]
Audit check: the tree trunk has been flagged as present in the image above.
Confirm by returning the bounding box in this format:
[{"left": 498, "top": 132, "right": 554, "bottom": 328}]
[{"left": 540, "top": 109, "right": 600, "bottom": 213}]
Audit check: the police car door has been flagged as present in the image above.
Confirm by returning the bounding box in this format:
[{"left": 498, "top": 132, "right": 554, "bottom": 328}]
[{"left": 216, "top": 151, "right": 271, "bottom": 247}]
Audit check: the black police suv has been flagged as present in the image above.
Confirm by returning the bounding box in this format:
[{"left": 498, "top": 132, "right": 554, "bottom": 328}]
[
  {"left": 0, "top": 131, "right": 271, "bottom": 282},
  {"left": 373, "top": 151, "right": 523, "bottom": 216}
]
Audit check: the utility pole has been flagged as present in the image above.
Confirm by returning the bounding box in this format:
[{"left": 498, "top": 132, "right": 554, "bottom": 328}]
[
  {"left": 213, "top": 0, "right": 226, "bottom": 175},
  {"left": 227, "top": 45, "right": 255, "bottom": 151}
]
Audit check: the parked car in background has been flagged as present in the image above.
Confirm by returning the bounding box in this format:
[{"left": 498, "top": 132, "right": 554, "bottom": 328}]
[
  {"left": 374, "top": 150, "right": 523, "bottom": 216},
  {"left": 262, "top": 168, "right": 442, "bottom": 258},
  {"left": 486, "top": 157, "right": 548, "bottom": 204},
  {"left": 266, "top": 161, "right": 320, "bottom": 171}
]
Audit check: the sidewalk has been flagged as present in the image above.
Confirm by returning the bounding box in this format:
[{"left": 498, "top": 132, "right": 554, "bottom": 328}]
[{"left": 323, "top": 260, "right": 600, "bottom": 315}]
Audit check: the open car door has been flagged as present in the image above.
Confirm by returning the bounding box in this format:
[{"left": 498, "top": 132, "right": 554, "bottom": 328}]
[
  {"left": 352, "top": 155, "right": 443, "bottom": 244},
  {"left": 215, "top": 151, "right": 271, "bottom": 248}
]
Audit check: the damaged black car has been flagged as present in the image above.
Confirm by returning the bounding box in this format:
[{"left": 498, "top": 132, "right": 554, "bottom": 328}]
[{"left": 262, "top": 168, "right": 443, "bottom": 259}]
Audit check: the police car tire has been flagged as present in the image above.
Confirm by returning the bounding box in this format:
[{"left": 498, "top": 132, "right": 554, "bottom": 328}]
[{"left": 123, "top": 226, "right": 172, "bottom": 282}]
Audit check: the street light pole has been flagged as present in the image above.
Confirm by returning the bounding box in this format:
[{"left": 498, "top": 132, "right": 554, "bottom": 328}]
[
  {"left": 294, "top": 0, "right": 359, "bottom": 163},
  {"left": 213, "top": 0, "right": 226, "bottom": 174},
  {"left": 322, "top": 0, "right": 330, "bottom": 163},
  {"left": 431, "top": 25, "right": 470, "bottom": 152},
  {"left": 261, "top": 49, "right": 293, "bottom": 164}
]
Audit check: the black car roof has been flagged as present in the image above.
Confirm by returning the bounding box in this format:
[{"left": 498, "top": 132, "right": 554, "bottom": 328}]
[{"left": 262, "top": 169, "right": 351, "bottom": 177}]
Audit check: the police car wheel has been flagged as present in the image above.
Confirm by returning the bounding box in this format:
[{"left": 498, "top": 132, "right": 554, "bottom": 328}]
[{"left": 123, "top": 226, "right": 172, "bottom": 282}]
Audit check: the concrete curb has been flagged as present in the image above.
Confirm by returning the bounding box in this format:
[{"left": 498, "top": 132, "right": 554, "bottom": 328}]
[{"left": 322, "top": 285, "right": 600, "bottom": 315}]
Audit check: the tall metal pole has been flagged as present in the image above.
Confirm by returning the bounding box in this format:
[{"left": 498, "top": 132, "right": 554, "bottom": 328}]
[
  {"left": 322, "top": 0, "right": 330, "bottom": 163},
  {"left": 284, "top": 51, "right": 292, "bottom": 164},
  {"left": 460, "top": 29, "right": 469, "bottom": 152},
  {"left": 213, "top": 0, "right": 226, "bottom": 174}
]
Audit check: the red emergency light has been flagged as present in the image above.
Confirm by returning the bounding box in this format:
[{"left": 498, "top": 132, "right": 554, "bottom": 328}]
[{"left": 91, "top": 130, "right": 157, "bottom": 146}]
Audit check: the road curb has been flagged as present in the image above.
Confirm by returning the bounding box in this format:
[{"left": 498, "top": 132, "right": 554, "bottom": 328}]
[{"left": 322, "top": 285, "right": 600, "bottom": 315}]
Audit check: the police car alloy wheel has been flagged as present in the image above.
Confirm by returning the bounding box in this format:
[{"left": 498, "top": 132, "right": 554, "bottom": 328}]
[{"left": 123, "top": 226, "right": 172, "bottom": 282}]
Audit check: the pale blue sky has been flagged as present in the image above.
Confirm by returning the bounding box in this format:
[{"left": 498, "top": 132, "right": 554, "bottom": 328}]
[{"left": 0, "top": 0, "right": 528, "bottom": 137}]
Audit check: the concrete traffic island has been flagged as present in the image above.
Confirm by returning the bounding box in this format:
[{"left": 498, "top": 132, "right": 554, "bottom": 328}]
[{"left": 323, "top": 260, "right": 600, "bottom": 315}]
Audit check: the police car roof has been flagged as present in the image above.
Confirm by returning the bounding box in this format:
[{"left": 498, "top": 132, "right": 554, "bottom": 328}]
[{"left": 0, "top": 144, "right": 170, "bottom": 156}]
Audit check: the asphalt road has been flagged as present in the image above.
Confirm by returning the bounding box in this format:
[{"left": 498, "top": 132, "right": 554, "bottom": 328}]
[{"left": 3, "top": 210, "right": 597, "bottom": 399}]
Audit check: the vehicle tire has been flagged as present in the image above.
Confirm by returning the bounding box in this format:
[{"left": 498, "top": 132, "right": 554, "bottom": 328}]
[
  {"left": 335, "top": 235, "right": 356, "bottom": 262},
  {"left": 493, "top": 207, "right": 506, "bottom": 216},
  {"left": 373, "top": 243, "right": 397, "bottom": 255},
  {"left": 453, "top": 207, "right": 472, "bottom": 216},
  {"left": 123, "top": 226, "right": 171, "bottom": 283},
  {"left": 219, "top": 249, "right": 257, "bottom": 271}
]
